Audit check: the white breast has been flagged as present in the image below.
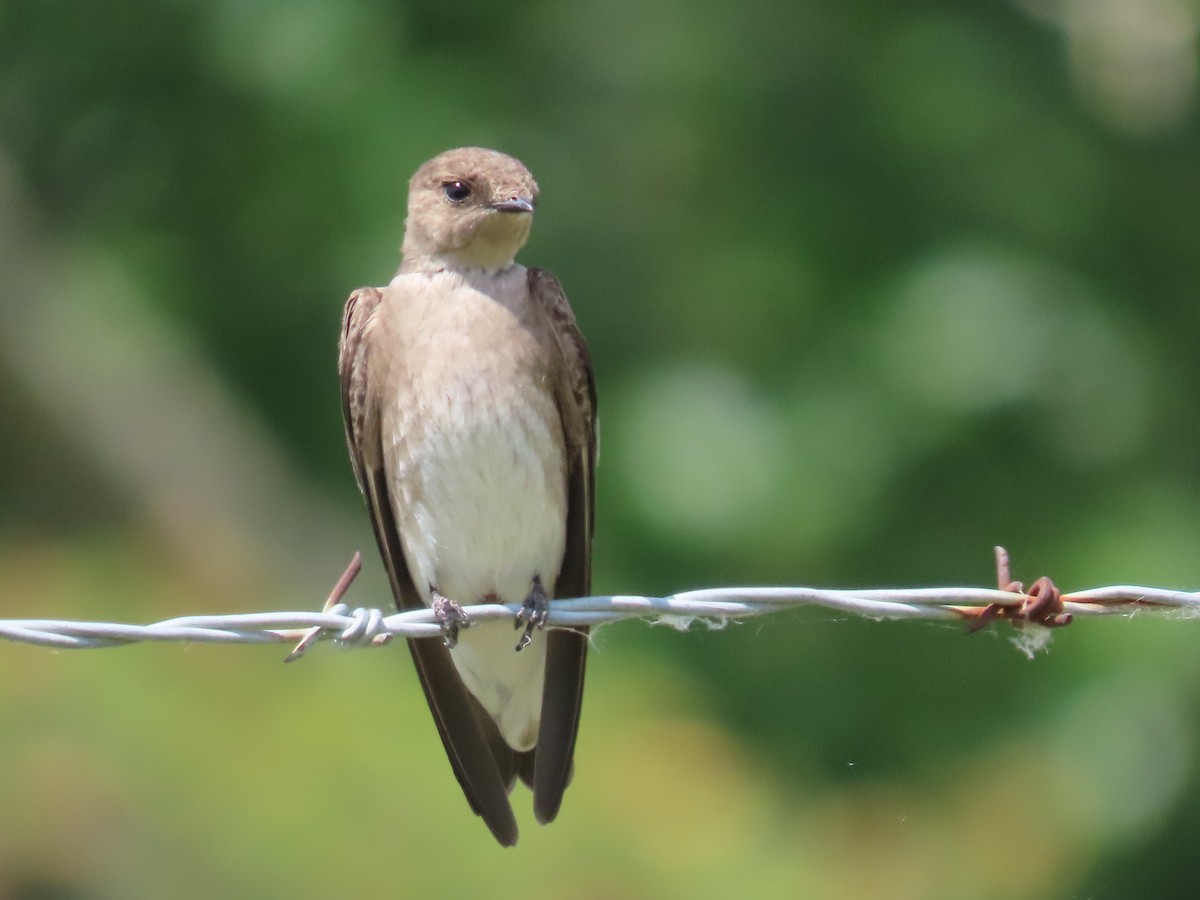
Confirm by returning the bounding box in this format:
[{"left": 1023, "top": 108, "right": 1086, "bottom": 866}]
[{"left": 382, "top": 268, "right": 568, "bottom": 750}]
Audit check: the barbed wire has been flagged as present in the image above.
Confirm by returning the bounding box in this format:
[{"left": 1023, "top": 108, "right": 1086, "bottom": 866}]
[{"left": 2, "top": 548, "right": 1197, "bottom": 660}]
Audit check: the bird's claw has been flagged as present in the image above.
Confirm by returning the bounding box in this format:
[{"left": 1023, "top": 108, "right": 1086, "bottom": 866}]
[{"left": 514, "top": 575, "right": 549, "bottom": 651}]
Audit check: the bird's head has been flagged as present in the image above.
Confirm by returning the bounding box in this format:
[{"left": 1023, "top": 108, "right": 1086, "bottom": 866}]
[{"left": 401, "top": 147, "right": 539, "bottom": 272}]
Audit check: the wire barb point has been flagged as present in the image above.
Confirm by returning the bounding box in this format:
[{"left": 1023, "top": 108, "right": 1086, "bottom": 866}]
[
  {"left": 285, "top": 552, "right": 364, "bottom": 662},
  {"left": 962, "top": 547, "right": 1072, "bottom": 633}
]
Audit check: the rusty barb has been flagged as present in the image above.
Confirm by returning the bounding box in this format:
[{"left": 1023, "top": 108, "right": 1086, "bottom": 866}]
[{"left": 960, "top": 546, "right": 1073, "bottom": 633}]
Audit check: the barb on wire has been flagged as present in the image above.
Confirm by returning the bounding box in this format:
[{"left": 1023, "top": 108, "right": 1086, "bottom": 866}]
[{"left": 1, "top": 547, "right": 1198, "bottom": 659}]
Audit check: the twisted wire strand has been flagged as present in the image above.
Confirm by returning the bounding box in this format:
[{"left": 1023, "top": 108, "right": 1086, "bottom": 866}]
[{"left": 2, "top": 548, "right": 1196, "bottom": 659}]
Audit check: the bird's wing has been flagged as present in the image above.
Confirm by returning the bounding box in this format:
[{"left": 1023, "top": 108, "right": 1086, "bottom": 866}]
[
  {"left": 526, "top": 267, "right": 597, "bottom": 825},
  {"left": 339, "top": 286, "right": 519, "bottom": 846}
]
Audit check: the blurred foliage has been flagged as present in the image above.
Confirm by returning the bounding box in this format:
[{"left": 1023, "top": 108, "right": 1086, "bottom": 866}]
[{"left": 3, "top": 0, "right": 1200, "bottom": 897}]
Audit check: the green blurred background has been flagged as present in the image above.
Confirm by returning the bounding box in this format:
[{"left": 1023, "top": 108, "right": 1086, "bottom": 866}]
[{"left": 2, "top": 0, "right": 1200, "bottom": 896}]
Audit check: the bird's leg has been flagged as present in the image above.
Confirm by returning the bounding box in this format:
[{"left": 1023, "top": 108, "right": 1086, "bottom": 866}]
[
  {"left": 431, "top": 587, "right": 470, "bottom": 648},
  {"left": 514, "top": 574, "right": 549, "bottom": 651}
]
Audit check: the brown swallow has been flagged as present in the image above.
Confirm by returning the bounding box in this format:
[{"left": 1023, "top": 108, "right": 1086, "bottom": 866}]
[{"left": 338, "top": 147, "right": 595, "bottom": 846}]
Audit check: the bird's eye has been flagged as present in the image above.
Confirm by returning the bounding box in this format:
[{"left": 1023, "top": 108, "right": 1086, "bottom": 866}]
[{"left": 442, "top": 181, "right": 471, "bottom": 203}]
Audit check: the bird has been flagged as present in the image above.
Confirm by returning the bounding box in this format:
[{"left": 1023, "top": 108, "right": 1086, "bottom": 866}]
[{"left": 338, "top": 147, "right": 596, "bottom": 846}]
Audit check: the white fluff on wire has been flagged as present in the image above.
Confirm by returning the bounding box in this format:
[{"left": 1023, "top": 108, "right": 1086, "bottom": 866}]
[{"left": 1, "top": 548, "right": 1197, "bottom": 660}]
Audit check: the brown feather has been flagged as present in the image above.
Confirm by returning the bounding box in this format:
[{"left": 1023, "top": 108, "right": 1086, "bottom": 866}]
[{"left": 526, "top": 268, "right": 596, "bottom": 825}]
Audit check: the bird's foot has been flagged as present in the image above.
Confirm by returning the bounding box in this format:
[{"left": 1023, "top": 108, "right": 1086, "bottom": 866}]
[
  {"left": 514, "top": 575, "right": 549, "bottom": 652},
  {"left": 432, "top": 589, "right": 470, "bottom": 648}
]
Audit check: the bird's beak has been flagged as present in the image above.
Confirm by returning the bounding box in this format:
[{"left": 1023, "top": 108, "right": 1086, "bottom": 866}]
[{"left": 491, "top": 197, "right": 535, "bottom": 214}]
